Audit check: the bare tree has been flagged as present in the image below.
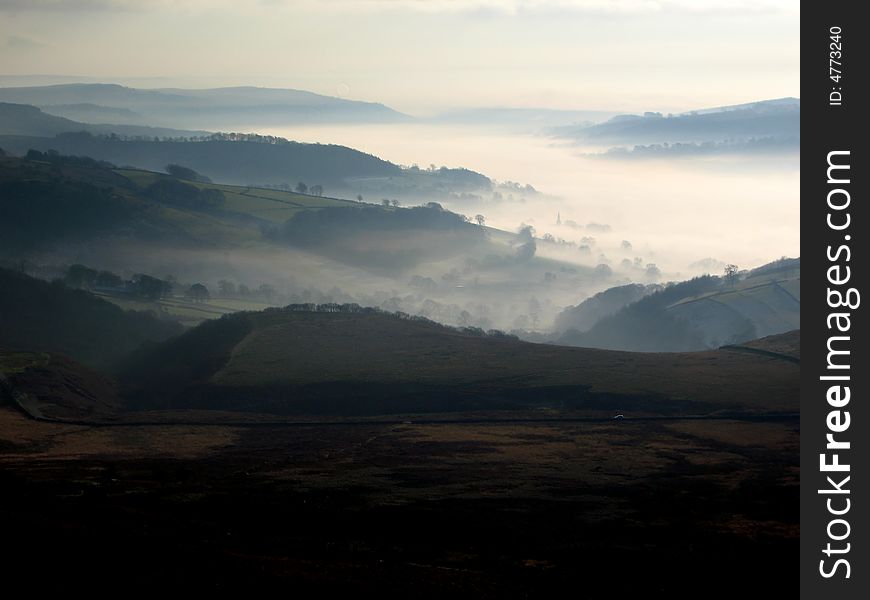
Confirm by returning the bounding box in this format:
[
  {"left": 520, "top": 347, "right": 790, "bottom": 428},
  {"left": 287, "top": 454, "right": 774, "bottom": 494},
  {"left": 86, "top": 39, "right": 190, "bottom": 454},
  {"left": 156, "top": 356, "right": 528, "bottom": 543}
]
[
  {"left": 724, "top": 264, "right": 739, "bottom": 287},
  {"left": 475, "top": 214, "right": 486, "bottom": 226}
]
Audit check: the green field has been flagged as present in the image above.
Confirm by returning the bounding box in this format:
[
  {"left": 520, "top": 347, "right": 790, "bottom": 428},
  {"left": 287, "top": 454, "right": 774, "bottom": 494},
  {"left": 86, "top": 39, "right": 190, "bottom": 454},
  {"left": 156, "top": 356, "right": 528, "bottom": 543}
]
[{"left": 115, "top": 168, "right": 361, "bottom": 223}]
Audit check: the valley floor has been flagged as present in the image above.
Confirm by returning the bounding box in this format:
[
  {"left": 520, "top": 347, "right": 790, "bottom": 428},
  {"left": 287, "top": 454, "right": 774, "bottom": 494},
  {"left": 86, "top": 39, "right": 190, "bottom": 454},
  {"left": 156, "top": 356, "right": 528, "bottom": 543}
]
[{"left": 0, "top": 403, "right": 798, "bottom": 597}]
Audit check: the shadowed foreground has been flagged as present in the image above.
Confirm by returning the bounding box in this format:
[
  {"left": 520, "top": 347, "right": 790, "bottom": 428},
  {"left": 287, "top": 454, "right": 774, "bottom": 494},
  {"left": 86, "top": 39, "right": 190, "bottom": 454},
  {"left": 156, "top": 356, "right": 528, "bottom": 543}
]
[{"left": 0, "top": 403, "right": 797, "bottom": 597}]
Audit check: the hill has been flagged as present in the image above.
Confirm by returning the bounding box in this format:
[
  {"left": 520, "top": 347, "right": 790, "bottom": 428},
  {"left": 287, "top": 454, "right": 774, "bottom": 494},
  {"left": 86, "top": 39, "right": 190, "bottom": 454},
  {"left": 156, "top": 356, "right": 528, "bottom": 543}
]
[
  {"left": 0, "top": 268, "right": 183, "bottom": 369},
  {"left": 0, "top": 152, "right": 603, "bottom": 332},
  {"left": 553, "top": 283, "right": 660, "bottom": 333},
  {"left": 0, "top": 125, "right": 492, "bottom": 196},
  {"left": 0, "top": 102, "right": 206, "bottom": 138},
  {"left": 558, "top": 258, "right": 799, "bottom": 351},
  {"left": 0, "top": 83, "right": 410, "bottom": 129},
  {"left": 552, "top": 98, "right": 800, "bottom": 153},
  {"left": 118, "top": 305, "right": 799, "bottom": 418}
]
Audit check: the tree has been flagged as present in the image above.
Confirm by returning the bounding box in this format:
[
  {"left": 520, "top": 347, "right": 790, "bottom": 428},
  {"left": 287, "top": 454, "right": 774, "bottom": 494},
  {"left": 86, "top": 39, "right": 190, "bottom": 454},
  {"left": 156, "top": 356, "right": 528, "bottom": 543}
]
[
  {"left": 132, "top": 274, "right": 171, "bottom": 300},
  {"left": 390, "top": 199, "right": 400, "bottom": 207},
  {"left": 295, "top": 182, "right": 308, "bottom": 194},
  {"left": 475, "top": 214, "right": 486, "bottom": 226},
  {"left": 356, "top": 194, "right": 364, "bottom": 202},
  {"left": 381, "top": 199, "right": 391, "bottom": 207},
  {"left": 186, "top": 283, "right": 210, "bottom": 303},
  {"left": 724, "top": 264, "right": 740, "bottom": 286},
  {"left": 65, "top": 264, "right": 98, "bottom": 289},
  {"left": 310, "top": 185, "right": 323, "bottom": 197}
]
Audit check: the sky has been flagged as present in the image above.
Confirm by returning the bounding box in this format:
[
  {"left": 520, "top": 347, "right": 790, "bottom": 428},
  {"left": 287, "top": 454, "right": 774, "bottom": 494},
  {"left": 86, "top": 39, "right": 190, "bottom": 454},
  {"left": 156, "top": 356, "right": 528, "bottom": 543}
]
[{"left": 0, "top": 0, "right": 800, "bottom": 115}]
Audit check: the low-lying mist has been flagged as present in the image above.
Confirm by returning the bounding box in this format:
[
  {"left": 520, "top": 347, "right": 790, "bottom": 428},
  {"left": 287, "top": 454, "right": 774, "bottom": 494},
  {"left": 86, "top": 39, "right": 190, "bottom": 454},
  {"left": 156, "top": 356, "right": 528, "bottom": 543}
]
[{"left": 253, "top": 122, "right": 799, "bottom": 279}]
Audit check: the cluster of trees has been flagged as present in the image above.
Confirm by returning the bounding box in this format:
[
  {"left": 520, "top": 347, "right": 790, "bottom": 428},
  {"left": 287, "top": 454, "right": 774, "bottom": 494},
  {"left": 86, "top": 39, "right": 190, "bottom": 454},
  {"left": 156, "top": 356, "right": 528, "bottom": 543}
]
[
  {"left": 277, "top": 204, "right": 484, "bottom": 246},
  {"left": 25, "top": 148, "right": 116, "bottom": 169},
  {"left": 62, "top": 264, "right": 211, "bottom": 303},
  {"left": 261, "top": 182, "right": 324, "bottom": 196},
  {"left": 86, "top": 131, "right": 298, "bottom": 145}
]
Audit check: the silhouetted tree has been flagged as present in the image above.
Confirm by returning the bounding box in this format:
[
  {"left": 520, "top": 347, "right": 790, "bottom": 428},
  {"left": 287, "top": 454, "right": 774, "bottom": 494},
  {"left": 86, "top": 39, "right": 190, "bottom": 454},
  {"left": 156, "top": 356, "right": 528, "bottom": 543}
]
[
  {"left": 295, "top": 182, "right": 308, "bottom": 194},
  {"left": 310, "top": 185, "right": 323, "bottom": 196},
  {"left": 132, "top": 274, "right": 171, "bottom": 300},
  {"left": 65, "top": 264, "right": 98, "bottom": 289},
  {"left": 186, "top": 283, "right": 210, "bottom": 303},
  {"left": 724, "top": 264, "right": 740, "bottom": 287},
  {"left": 475, "top": 214, "right": 485, "bottom": 226}
]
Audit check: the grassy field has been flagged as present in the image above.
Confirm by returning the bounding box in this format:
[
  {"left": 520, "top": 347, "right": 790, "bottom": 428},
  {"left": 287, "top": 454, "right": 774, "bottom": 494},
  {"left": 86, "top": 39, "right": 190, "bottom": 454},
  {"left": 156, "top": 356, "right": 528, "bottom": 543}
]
[
  {"left": 115, "top": 168, "right": 361, "bottom": 223},
  {"left": 667, "top": 275, "right": 800, "bottom": 343}
]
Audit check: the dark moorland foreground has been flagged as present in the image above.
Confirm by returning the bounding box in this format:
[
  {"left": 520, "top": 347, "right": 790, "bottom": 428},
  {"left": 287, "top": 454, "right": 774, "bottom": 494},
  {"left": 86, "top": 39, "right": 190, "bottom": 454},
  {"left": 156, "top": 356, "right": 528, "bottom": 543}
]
[
  {"left": 0, "top": 407, "right": 798, "bottom": 597},
  {"left": 0, "top": 321, "right": 799, "bottom": 597}
]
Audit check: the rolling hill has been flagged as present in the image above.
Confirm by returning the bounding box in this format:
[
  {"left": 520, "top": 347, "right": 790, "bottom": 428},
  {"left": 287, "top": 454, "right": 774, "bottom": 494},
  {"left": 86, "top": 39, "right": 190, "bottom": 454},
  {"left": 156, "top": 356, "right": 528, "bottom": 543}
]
[
  {"left": 558, "top": 258, "right": 799, "bottom": 351},
  {"left": 0, "top": 102, "right": 206, "bottom": 138},
  {"left": 0, "top": 83, "right": 410, "bottom": 128},
  {"left": 117, "top": 305, "right": 799, "bottom": 418},
  {"left": 552, "top": 98, "right": 800, "bottom": 152},
  {"left": 0, "top": 112, "right": 492, "bottom": 195}
]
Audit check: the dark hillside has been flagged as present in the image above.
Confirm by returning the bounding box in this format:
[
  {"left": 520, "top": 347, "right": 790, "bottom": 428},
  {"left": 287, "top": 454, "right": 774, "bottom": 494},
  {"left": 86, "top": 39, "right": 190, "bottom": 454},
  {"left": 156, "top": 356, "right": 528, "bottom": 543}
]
[{"left": 0, "top": 269, "right": 183, "bottom": 369}]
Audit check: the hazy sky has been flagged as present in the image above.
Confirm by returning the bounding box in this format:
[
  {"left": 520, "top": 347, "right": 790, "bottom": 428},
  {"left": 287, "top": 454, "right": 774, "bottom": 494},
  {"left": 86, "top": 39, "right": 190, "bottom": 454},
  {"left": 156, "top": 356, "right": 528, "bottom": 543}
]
[{"left": 1, "top": 0, "right": 799, "bottom": 114}]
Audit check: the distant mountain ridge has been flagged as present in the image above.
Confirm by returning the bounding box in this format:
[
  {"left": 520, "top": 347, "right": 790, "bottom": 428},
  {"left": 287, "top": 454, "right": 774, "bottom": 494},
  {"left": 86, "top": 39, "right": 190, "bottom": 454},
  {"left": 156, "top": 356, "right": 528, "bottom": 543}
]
[
  {"left": 0, "top": 102, "right": 205, "bottom": 138},
  {"left": 551, "top": 97, "right": 800, "bottom": 153},
  {"left": 0, "top": 83, "right": 410, "bottom": 128}
]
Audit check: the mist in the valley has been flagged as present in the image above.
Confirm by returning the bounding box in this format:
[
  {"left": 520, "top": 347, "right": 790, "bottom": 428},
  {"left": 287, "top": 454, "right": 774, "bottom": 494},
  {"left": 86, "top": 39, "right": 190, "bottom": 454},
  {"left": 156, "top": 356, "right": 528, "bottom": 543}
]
[
  {"left": 247, "top": 122, "right": 799, "bottom": 273},
  {"left": 5, "top": 120, "right": 798, "bottom": 336},
  {"left": 210, "top": 119, "right": 797, "bottom": 289}
]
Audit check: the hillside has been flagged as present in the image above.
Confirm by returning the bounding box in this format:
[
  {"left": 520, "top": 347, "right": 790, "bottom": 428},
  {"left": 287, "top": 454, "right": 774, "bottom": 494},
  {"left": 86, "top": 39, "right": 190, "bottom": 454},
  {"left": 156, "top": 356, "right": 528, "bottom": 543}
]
[
  {"left": 558, "top": 258, "right": 799, "bottom": 351},
  {"left": 118, "top": 306, "right": 799, "bottom": 417},
  {"left": 0, "top": 83, "right": 410, "bottom": 129},
  {"left": 552, "top": 98, "right": 800, "bottom": 152},
  {"left": 0, "top": 269, "right": 183, "bottom": 369},
  {"left": 0, "top": 102, "right": 205, "bottom": 138},
  {"left": 553, "top": 283, "right": 660, "bottom": 333},
  {"left": 0, "top": 127, "right": 492, "bottom": 196}
]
